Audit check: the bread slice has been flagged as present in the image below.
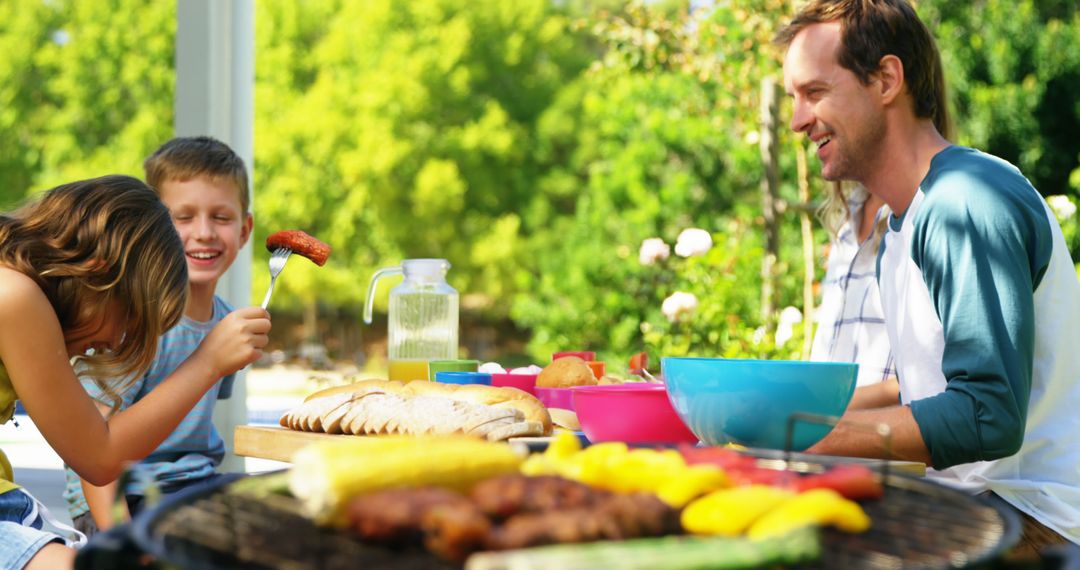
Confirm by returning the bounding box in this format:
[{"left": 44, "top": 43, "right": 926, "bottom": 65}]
[
  {"left": 406, "top": 382, "right": 553, "bottom": 436},
  {"left": 484, "top": 421, "right": 546, "bottom": 441},
  {"left": 313, "top": 394, "right": 356, "bottom": 434},
  {"left": 547, "top": 408, "right": 581, "bottom": 431}
]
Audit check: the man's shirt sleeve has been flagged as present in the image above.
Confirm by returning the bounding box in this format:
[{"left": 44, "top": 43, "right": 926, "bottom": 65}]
[{"left": 907, "top": 168, "right": 1052, "bottom": 469}]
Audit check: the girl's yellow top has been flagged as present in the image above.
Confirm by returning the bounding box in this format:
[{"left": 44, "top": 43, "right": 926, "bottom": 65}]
[{"left": 0, "top": 362, "right": 20, "bottom": 493}]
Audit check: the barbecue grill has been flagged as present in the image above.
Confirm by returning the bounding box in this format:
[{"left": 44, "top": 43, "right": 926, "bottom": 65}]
[{"left": 125, "top": 466, "right": 1019, "bottom": 570}]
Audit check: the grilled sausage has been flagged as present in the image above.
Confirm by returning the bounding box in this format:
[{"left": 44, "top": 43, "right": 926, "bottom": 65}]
[{"left": 266, "top": 229, "right": 331, "bottom": 266}]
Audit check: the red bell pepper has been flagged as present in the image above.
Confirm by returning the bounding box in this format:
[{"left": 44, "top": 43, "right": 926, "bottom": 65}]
[{"left": 795, "top": 464, "right": 883, "bottom": 501}]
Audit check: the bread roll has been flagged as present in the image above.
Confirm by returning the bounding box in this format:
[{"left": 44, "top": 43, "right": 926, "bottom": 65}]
[
  {"left": 304, "top": 379, "right": 404, "bottom": 402},
  {"left": 536, "top": 357, "right": 596, "bottom": 389}
]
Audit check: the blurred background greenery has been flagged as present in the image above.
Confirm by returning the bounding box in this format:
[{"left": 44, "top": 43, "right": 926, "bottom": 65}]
[{"left": 1, "top": 0, "right": 1077, "bottom": 369}]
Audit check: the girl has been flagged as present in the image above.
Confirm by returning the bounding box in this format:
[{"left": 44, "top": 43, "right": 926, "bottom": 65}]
[{"left": 0, "top": 175, "right": 271, "bottom": 569}]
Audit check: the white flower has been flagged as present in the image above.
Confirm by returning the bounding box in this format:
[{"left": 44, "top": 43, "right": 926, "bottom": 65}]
[
  {"left": 779, "top": 306, "right": 803, "bottom": 327},
  {"left": 1048, "top": 195, "right": 1076, "bottom": 221},
  {"left": 674, "top": 228, "right": 713, "bottom": 257},
  {"left": 775, "top": 306, "right": 803, "bottom": 346},
  {"left": 638, "top": 238, "right": 670, "bottom": 265},
  {"left": 661, "top": 291, "right": 698, "bottom": 322}
]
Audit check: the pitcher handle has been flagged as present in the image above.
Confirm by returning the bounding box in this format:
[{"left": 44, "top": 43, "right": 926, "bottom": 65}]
[{"left": 364, "top": 266, "right": 403, "bottom": 324}]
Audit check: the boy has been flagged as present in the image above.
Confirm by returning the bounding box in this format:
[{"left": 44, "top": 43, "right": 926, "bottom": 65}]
[{"left": 63, "top": 136, "right": 253, "bottom": 534}]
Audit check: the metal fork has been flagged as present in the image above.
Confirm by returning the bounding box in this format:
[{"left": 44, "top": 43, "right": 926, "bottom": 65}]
[{"left": 260, "top": 247, "right": 292, "bottom": 309}]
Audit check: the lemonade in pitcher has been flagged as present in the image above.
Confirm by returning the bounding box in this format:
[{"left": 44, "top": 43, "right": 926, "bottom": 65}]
[{"left": 365, "top": 259, "right": 459, "bottom": 382}]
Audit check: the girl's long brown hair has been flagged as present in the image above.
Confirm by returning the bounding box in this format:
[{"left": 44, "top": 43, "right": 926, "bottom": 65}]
[{"left": 0, "top": 175, "right": 187, "bottom": 411}]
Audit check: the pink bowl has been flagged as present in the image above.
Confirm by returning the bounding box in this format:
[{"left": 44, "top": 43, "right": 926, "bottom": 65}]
[
  {"left": 491, "top": 373, "right": 538, "bottom": 396},
  {"left": 535, "top": 387, "right": 576, "bottom": 411},
  {"left": 572, "top": 384, "right": 698, "bottom": 444}
]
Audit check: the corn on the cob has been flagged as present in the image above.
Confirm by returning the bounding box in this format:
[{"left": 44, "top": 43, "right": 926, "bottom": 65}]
[{"left": 289, "top": 434, "right": 525, "bottom": 524}]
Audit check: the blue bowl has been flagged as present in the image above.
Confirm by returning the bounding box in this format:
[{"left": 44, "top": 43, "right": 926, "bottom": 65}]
[
  {"left": 661, "top": 357, "right": 858, "bottom": 451},
  {"left": 434, "top": 371, "right": 492, "bottom": 386}
]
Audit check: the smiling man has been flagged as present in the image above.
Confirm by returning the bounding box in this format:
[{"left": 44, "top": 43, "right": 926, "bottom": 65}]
[{"left": 776, "top": 0, "right": 1080, "bottom": 556}]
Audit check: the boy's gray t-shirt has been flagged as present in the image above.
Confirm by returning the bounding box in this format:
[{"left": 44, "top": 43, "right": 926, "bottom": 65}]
[{"left": 63, "top": 296, "right": 235, "bottom": 518}]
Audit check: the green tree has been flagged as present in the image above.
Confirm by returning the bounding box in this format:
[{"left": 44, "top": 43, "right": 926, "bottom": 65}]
[
  {"left": 513, "top": 0, "right": 808, "bottom": 363},
  {"left": 253, "top": 0, "right": 593, "bottom": 315},
  {"left": 0, "top": 1, "right": 59, "bottom": 208},
  {"left": 0, "top": 0, "right": 174, "bottom": 204},
  {"left": 923, "top": 0, "right": 1080, "bottom": 234}
]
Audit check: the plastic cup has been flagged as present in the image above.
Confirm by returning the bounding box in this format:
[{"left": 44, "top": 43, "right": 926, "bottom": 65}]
[
  {"left": 428, "top": 359, "right": 480, "bottom": 381},
  {"left": 388, "top": 359, "right": 429, "bottom": 382},
  {"left": 491, "top": 372, "right": 539, "bottom": 396},
  {"left": 552, "top": 351, "right": 595, "bottom": 362},
  {"left": 435, "top": 371, "right": 492, "bottom": 385}
]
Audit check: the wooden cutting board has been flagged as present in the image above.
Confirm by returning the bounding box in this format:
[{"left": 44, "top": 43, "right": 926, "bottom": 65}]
[{"left": 234, "top": 425, "right": 344, "bottom": 462}]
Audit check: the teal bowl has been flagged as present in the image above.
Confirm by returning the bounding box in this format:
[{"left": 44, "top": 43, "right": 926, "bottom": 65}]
[{"left": 661, "top": 357, "right": 858, "bottom": 451}]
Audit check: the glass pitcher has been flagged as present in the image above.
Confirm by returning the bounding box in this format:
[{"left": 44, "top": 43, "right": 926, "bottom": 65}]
[{"left": 364, "top": 259, "right": 459, "bottom": 381}]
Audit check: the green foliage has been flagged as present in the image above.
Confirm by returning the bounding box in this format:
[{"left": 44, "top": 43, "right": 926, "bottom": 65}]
[
  {"left": 922, "top": 0, "right": 1080, "bottom": 212},
  {"left": 637, "top": 217, "right": 806, "bottom": 361},
  {"left": 1048, "top": 195, "right": 1079, "bottom": 258},
  {"left": 511, "top": 1, "right": 812, "bottom": 363},
  {"left": 253, "top": 0, "right": 593, "bottom": 312},
  {"left": 0, "top": 0, "right": 175, "bottom": 204},
  {"left": 0, "top": 1, "right": 58, "bottom": 209}
]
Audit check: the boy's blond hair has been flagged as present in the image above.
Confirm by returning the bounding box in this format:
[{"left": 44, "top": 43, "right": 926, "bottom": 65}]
[{"left": 144, "top": 136, "right": 249, "bottom": 213}]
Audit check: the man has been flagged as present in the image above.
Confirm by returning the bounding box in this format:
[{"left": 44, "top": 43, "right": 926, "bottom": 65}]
[{"left": 777, "top": 0, "right": 1080, "bottom": 555}]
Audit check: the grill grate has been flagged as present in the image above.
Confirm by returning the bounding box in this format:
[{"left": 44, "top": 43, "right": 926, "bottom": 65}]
[
  {"left": 137, "top": 473, "right": 1017, "bottom": 570},
  {"left": 806, "top": 475, "right": 1015, "bottom": 569},
  {"left": 147, "top": 492, "right": 456, "bottom": 570}
]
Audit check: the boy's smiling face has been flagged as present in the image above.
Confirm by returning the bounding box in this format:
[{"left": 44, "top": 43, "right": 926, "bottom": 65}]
[{"left": 159, "top": 176, "right": 252, "bottom": 291}]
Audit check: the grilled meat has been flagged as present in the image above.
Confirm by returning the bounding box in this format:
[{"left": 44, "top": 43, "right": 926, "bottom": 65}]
[
  {"left": 486, "top": 492, "right": 682, "bottom": 550},
  {"left": 266, "top": 229, "right": 331, "bottom": 266},
  {"left": 470, "top": 474, "right": 608, "bottom": 519}
]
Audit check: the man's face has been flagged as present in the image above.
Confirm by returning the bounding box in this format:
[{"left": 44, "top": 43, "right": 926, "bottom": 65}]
[
  {"left": 783, "top": 22, "right": 885, "bottom": 182},
  {"left": 159, "top": 177, "right": 252, "bottom": 290}
]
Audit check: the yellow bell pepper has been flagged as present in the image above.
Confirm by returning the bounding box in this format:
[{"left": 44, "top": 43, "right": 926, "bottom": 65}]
[
  {"left": 681, "top": 485, "right": 796, "bottom": 536},
  {"left": 746, "top": 488, "right": 871, "bottom": 539},
  {"left": 572, "top": 442, "right": 629, "bottom": 486},
  {"left": 603, "top": 448, "right": 687, "bottom": 493},
  {"left": 656, "top": 464, "right": 729, "bottom": 507}
]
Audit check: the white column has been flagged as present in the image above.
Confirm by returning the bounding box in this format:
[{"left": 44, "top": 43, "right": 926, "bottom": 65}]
[{"left": 175, "top": 0, "right": 255, "bottom": 472}]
